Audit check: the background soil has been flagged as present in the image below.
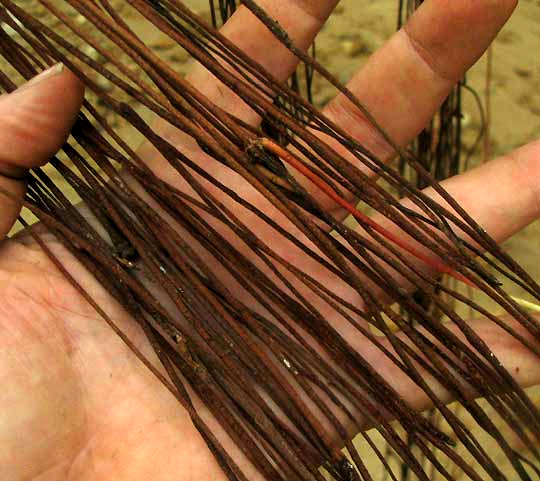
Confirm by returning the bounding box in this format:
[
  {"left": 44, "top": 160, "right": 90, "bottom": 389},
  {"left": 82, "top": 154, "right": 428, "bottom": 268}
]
[{"left": 3, "top": 0, "right": 540, "bottom": 479}]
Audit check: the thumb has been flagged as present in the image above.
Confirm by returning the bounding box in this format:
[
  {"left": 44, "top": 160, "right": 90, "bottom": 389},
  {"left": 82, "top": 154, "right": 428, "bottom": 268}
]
[{"left": 0, "top": 63, "right": 84, "bottom": 238}]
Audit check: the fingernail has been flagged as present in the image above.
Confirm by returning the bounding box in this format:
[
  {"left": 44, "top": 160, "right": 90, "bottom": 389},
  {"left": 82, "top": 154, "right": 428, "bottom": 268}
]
[{"left": 16, "top": 63, "right": 65, "bottom": 92}]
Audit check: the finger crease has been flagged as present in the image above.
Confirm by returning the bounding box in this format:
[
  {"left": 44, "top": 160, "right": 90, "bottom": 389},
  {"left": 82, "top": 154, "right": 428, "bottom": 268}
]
[
  {"left": 289, "top": 0, "right": 333, "bottom": 24},
  {"left": 402, "top": 26, "right": 455, "bottom": 85}
]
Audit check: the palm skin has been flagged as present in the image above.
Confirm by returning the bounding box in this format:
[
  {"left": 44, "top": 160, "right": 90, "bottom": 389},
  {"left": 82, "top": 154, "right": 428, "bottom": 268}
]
[
  {"left": 0, "top": 236, "right": 229, "bottom": 480},
  {"left": 1, "top": 1, "right": 539, "bottom": 480}
]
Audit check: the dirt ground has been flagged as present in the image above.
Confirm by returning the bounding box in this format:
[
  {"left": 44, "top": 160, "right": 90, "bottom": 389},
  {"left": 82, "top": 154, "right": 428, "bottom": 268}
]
[{"left": 2, "top": 1, "right": 540, "bottom": 479}]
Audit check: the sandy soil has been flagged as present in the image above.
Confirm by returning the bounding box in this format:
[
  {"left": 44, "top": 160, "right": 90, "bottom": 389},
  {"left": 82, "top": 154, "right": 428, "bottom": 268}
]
[{"left": 2, "top": 1, "right": 540, "bottom": 479}]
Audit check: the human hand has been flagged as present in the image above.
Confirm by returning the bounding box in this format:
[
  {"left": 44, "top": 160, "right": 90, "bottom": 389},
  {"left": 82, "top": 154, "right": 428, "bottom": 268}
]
[{"left": 2, "top": 1, "right": 539, "bottom": 480}]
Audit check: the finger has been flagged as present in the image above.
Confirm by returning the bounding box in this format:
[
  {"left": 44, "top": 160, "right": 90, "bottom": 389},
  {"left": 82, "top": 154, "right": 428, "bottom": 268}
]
[
  {"left": 368, "top": 140, "right": 540, "bottom": 294},
  {"left": 185, "top": 1, "right": 338, "bottom": 126},
  {"left": 315, "top": 0, "right": 516, "bottom": 205},
  {"left": 0, "top": 64, "right": 84, "bottom": 238},
  {"left": 256, "top": 298, "right": 539, "bottom": 439},
  {"left": 354, "top": 313, "right": 540, "bottom": 423},
  {"left": 139, "top": 1, "right": 338, "bottom": 255}
]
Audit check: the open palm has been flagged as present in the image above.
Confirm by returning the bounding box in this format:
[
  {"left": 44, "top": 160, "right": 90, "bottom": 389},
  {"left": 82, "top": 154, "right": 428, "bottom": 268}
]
[{"left": 2, "top": 1, "right": 539, "bottom": 480}]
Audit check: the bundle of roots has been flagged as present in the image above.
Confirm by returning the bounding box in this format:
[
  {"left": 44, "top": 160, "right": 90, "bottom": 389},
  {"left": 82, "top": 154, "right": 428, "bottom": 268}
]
[{"left": 1, "top": 1, "right": 539, "bottom": 480}]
